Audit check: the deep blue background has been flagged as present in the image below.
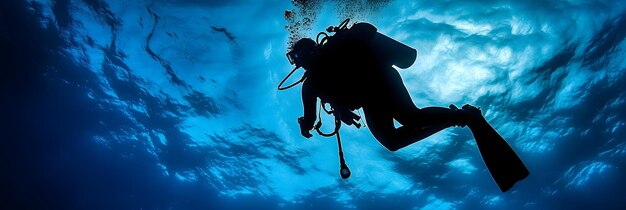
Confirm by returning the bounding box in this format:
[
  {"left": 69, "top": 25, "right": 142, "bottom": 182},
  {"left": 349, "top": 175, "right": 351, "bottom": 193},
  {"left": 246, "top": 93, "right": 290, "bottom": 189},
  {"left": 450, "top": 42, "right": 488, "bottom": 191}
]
[{"left": 2, "top": 0, "right": 626, "bottom": 209}]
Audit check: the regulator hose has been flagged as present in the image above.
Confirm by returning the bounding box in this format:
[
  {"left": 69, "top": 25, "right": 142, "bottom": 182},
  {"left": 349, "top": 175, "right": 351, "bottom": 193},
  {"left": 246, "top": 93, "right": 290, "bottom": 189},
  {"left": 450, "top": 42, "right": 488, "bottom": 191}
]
[{"left": 277, "top": 66, "right": 305, "bottom": 90}]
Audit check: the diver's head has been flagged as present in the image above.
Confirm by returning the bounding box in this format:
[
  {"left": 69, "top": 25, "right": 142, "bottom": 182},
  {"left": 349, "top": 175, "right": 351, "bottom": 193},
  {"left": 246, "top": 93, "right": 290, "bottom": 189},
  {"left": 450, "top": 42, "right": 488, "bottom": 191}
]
[{"left": 287, "top": 38, "right": 317, "bottom": 70}]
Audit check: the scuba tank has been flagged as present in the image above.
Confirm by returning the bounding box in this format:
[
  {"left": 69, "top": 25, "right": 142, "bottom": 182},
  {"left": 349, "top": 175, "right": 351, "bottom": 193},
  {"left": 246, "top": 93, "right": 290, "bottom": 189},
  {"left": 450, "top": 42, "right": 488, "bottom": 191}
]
[
  {"left": 369, "top": 27, "right": 417, "bottom": 69},
  {"left": 321, "top": 19, "right": 417, "bottom": 69},
  {"left": 278, "top": 19, "right": 418, "bottom": 179}
]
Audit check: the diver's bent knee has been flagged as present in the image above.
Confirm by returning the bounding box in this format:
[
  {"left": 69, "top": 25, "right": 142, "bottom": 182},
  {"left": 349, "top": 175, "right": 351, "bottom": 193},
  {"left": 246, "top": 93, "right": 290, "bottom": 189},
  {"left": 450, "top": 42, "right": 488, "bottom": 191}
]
[
  {"left": 379, "top": 139, "right": 401, "bottom": 152},
  {"left": 385, "top": 145, "right": 400, "bottom": 152},
  {"left": 371, "top": 130, "right": 401, "bottom": 151}
]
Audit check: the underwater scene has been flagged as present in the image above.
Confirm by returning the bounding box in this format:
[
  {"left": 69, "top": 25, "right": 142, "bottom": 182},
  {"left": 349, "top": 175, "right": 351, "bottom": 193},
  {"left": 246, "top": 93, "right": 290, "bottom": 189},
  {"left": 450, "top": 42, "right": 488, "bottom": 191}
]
[{"left": 2, "top": 0, "right": 626, "bottom": 209}]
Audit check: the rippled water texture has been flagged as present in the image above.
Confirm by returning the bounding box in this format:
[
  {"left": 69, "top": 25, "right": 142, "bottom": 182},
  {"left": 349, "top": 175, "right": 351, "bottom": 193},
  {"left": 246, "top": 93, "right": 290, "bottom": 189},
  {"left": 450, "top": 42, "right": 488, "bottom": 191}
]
[{"left": 2, "top": 0, "right": 626, "bottom": 209}]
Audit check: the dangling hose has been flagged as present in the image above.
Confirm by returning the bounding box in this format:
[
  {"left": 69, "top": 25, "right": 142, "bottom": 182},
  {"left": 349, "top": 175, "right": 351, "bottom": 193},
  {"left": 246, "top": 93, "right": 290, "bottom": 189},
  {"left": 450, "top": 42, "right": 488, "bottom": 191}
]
[
  {"left": 277, "top": 66, "right": 305, "bottom": 90},
  {"left": 314, "top": 105, "right": 351, "bottom": 179},
  {"left": 336, "top": 128, "right": 351, "bottom": 179}
]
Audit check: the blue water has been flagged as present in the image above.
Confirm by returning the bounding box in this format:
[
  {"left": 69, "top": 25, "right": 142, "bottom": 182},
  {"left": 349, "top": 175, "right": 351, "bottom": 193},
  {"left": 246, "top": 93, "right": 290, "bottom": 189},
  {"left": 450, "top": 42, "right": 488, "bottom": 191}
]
[{"left": 1, "top": 0, "right": 626, "bottom": 209}]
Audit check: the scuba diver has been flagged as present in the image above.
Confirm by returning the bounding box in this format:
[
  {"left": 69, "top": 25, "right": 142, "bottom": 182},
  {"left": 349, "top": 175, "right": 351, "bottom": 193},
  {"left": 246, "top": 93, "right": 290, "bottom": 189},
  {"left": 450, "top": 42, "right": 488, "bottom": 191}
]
[{"left": 278, "top": 19, "right": 528, "bottom": 192}]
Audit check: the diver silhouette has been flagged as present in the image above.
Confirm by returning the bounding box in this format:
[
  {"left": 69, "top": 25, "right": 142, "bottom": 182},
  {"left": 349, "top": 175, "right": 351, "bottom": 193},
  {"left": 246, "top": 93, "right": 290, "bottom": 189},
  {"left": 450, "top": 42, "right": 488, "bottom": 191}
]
[{"left": 279, "top": 19, "right": 528, "bottom": 192}]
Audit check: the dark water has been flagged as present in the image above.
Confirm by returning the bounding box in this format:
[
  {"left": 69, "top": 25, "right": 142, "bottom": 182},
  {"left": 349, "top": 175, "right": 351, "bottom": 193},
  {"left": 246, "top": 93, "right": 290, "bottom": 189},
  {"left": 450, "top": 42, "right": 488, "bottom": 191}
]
[{"left": 1, "top": 0, "right": 626, "bottom": 209}]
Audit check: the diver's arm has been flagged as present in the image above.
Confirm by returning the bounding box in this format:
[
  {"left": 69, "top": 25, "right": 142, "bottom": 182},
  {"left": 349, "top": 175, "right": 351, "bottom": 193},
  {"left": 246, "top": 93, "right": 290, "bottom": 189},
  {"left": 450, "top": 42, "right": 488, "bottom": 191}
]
[{"left": 299, "top": 79, "right": 316, "bottom": 138}]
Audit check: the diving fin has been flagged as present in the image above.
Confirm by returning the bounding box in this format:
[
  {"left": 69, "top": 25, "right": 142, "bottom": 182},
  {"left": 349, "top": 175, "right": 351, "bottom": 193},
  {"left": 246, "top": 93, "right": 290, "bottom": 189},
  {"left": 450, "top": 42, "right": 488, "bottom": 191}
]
[{"left": 467, "top": 111, "right": 529, "bottom": 192}]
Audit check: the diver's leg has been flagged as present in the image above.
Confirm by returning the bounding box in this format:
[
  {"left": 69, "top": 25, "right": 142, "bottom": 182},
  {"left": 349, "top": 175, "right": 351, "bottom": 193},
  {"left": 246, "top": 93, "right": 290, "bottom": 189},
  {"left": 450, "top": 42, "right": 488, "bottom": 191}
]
[
  {"left": 362, "top": 105, "right": 398, "bottom": 151},
  {"left": 384, "top": 87, "right": 472, "bottom": 150},
  {"left": 389, "top": 107, "right": 466, "bottom": 151},
  {"left": 388, "top": 81, "right": 469, "bottom": 130},
  {"left": 396, "top": 106, "right": 469, "bottom": 128},
  {"left": 378, "top": 68, "right": 468, "bottom": 127},
  {"left": 364, "top": 105, "right": 459, "bottom": 151},
  {"left": 365, "top": 68, "right": 470, "bottom": 151}
]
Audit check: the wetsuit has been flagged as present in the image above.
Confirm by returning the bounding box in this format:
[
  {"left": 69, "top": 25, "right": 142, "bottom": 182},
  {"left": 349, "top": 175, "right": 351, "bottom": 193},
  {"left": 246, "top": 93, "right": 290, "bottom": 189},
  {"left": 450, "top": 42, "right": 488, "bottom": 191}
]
[{"left": 299, "top": 36, "right": 466, "bottom": 151}]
